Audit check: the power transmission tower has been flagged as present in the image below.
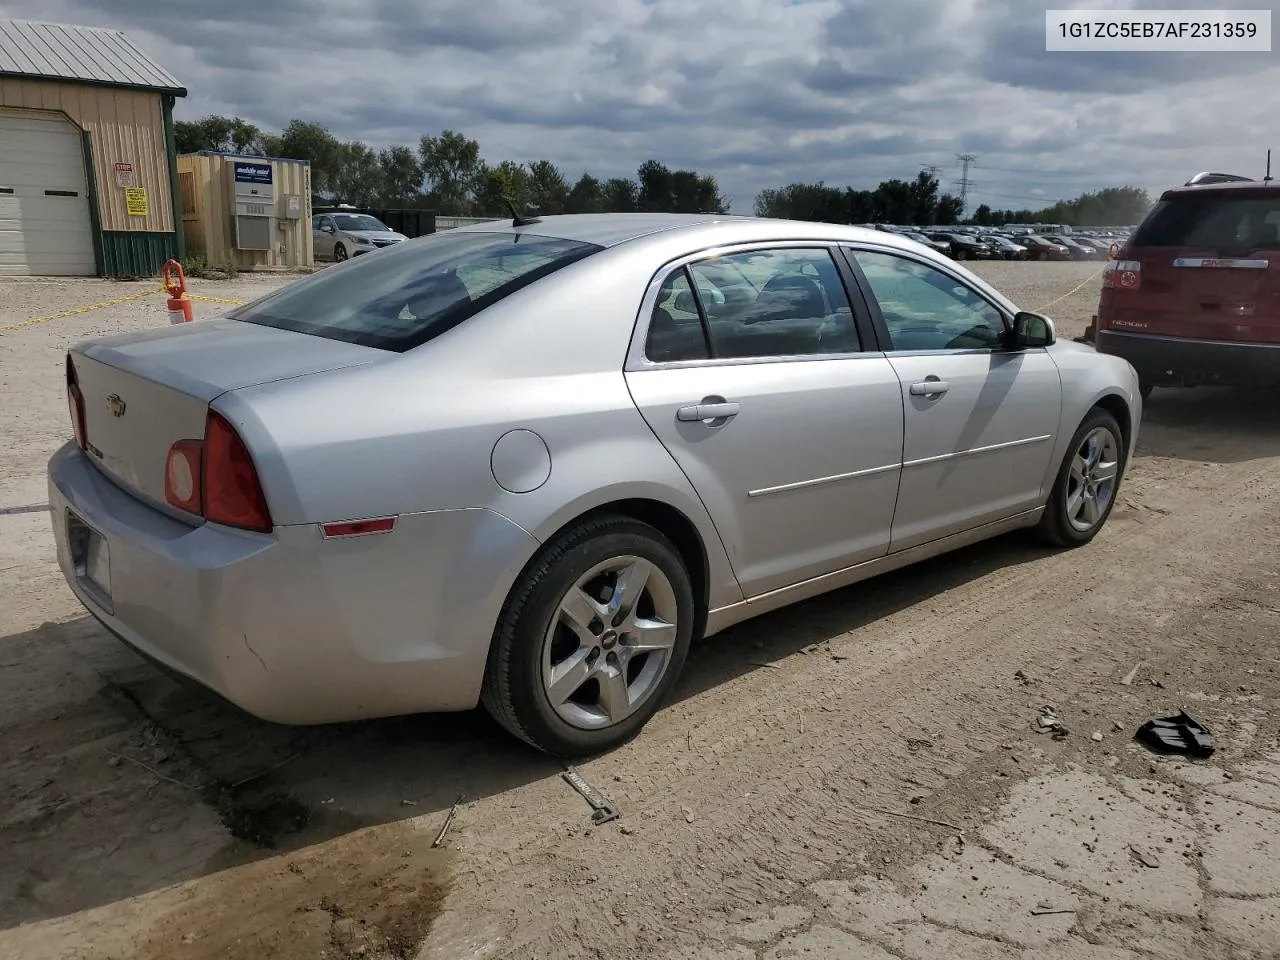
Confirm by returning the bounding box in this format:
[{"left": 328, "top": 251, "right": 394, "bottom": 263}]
[
  {"left": 956, "top": 153, "right": 977, "bottom": 212},
  {"left": 922, "top": 164, "right": 940, "bottom": 178}
]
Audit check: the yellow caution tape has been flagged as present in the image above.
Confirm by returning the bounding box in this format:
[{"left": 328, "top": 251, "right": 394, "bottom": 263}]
[
  {"left": 0, "top": 289, "right": 166, "bottom": 334},
  {"left": 1033, "top": 263, "right": 1109, "bottom": 314},
  {"left": 186, "top": 294, "right": 246, "bottom": 305},
  {"left": 0, "top": 287, "right": 245, "bottom": 334}
]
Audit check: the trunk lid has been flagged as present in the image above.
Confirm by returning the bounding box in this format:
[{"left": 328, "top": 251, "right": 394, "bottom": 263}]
[{"left": 71, "top": 318, "right": 381, "bottom": 516}]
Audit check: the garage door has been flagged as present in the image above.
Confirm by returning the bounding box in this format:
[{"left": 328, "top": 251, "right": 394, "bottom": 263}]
[{"left": 0, "top": 110, "right": 96, "bottom": 276}]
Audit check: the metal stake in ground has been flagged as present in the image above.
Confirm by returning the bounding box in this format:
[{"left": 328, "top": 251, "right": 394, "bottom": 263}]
[{"left": 561, "top": 765, "right": 619, "bottom": 825}]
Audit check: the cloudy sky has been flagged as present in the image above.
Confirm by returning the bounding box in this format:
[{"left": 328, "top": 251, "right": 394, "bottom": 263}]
[{"left": 2, "top": 0, "right": 1276, "bottom": 212}]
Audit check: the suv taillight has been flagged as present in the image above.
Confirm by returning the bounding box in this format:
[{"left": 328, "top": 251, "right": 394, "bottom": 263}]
[
  {"left": 1103, "top": 259, "right": 1141, "bottom": 291},
  {"left": 163, "top": 412, "right": 273, "bottom": 533},
  {"left": 66, "top": 356, "right": 86, "bottom": 449}
]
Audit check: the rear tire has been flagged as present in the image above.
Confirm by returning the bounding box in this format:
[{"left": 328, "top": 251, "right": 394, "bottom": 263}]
[
  {"left": 1038, "top": 251, "right": 1049, "bottom": 262},
  {"left": 481, "top": 514, "right": 695, "bottom": 756},
  {"left": 1036, "top": 407, "right": 1126, "bottom": 548}
]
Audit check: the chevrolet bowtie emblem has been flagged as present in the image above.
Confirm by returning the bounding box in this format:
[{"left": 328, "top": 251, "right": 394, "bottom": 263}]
[{"left": 106, "top": 394, "right": 126, "bottom": 418}]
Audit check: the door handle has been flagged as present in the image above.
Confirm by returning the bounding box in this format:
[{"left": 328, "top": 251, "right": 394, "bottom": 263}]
[
  {"left": 909, "top": 380, "right": 949, "bottom": 398},
  {"left": 676, "top": 401, "right": 740, "bottom": 422}
]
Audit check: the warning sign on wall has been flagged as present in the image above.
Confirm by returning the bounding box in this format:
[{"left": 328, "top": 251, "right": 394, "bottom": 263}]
[
  {"left": 113, "top": 162, "right": 136, "bottom": 188},
  {"left": 125, "top": 187, "right": 148, "bottom": 216}
]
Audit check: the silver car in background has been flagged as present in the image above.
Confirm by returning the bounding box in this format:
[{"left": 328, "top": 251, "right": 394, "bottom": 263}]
[
  {"left": 312, "top": 212, "right": 407, "bottom": 261},
  {"left": 49, "top": 214, "right": 1142, "bottom": 756}
]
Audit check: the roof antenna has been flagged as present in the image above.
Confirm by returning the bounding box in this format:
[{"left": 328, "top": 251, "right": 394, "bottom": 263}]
[
  {"left": 505, "top": 197, "right": 542, "bottom": 227},
  {"left": 1265, "top": 149, "right": 1273, "bottom": 183}
]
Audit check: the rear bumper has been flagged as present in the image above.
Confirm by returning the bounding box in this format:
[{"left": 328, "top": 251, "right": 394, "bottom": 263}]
[
  {"left": 48, "top": 441, "right": 540, "bottom": 724},
  {"left": 1096, "top": 330, "right": 1280, "bottom": 386}
]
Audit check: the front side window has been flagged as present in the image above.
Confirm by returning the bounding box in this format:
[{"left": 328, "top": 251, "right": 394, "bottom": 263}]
[
  {"left": 686, "top": 248, "right": 860, "bottom": 359},
  {"left": 232, "top": 232, "right": 601, "bottom": 351},
  {"left": 849, "top": 249, "right": 1007, "bottom": 351}
]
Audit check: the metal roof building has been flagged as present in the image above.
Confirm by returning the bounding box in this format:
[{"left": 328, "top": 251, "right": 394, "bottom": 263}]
[{"left": 0, "top": 18, "right": 187, "bottom": 276}]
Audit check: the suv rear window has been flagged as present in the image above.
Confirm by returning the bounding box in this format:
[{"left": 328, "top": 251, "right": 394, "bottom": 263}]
[
  {"left": 232, "top": 232, "right": 602, "bottom": 351},
  {"left": 1132, "top": 194, "right": 1280, "bottom": 251}
]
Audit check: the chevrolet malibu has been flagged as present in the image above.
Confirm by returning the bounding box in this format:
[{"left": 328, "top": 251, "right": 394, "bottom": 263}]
[{"left": 50, "top": 214, "right": 1142, "bottom": 756}]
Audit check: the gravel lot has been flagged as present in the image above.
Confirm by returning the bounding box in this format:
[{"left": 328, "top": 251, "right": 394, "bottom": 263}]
[{"left": 2, "top": 261, "right": 1279, "bottom": 960}]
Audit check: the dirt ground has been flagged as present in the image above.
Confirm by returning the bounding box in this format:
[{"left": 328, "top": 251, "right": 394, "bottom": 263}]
[{"left": 2, "top": 261, "right": 1279, "bottom": 960}]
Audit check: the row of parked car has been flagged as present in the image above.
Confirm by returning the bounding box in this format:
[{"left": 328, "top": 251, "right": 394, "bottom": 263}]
[{"left": 877, "top": 226, "right": 1125, "bottom": 262}]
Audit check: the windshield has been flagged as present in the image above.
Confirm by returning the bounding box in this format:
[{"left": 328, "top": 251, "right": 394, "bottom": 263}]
[
  {"left": 333, "top": 214, "right": 391, "bottom": 232},
  {"left": 231, "top": 231, "right": 602, "bottom": 351},
  {"left": 1132, "top": 195, "right": 1280, "bottom": 250}
]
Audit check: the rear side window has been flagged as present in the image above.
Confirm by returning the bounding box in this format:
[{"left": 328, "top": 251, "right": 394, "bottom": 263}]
[
  {"left": 689, "top": 249, "right": 860, "bottom": 358},
  {"left": 1133, "top": 195, "right": 1280, "bottom": 250},
  {"left": 646, "top": 269, "right": 710, "bottom": 362},
  {"left": 232, "top": 232, "right": 602, "bottom": 352}
]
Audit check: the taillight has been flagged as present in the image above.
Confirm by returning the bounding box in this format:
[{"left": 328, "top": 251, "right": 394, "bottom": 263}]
[
  {"left": 1103, "top": 260, "right": 1141, "bottom": 291},
  {"left": 165, "top": 440, "right": 202, "bottom": 513},
  {"left": 161, "top": 412, "right": 272, "bottom": 532},
  {"left": 203, "top": 412, "right": 272, "bottom": 533},
  {"left": 66, "top": 357, "right": 86, "bottom": 449}
]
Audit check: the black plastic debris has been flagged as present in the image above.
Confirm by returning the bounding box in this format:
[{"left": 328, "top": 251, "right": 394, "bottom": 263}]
[{"left": 1134, "top": 711, "right": 1215, "bottom": 758}]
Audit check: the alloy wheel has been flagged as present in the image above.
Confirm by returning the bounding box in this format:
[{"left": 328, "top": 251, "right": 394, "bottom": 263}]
[
  {"left": 1066, "top": 426, "right": 1120, "bottom": 532},
  {"left": 541, "top": 555, "right": 679, "bottom": 730}
]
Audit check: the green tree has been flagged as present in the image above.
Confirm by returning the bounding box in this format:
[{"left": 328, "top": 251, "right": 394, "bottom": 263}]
[
  {"left": 603, "top": 177, "right": 638, "bottom": 212},
  {"left": 266, "top": 120, "right": 343, "bottom": 194},
  {"left": 378, "top": 145, "right": 422, "bottom": 206},
  {"left": 419, "top": 130, "right": 483, "bottom": 215},
  {"left": 934, "top": 194, "right": 964, "bottom": 225},
  {"left": 526, "top": 160, "right": 570, "bottom": 215},
  {"left": 971, "top": 203, "right": 994, "bottom": 226},
  {"left": 567, "top": 173, "right": 605, "bottom": 213},
  {"left": 637, "top": 160, "right": 675, "bottom": 212},
  {"left": 174, "top": 115, "right": 267, "bottom": 155},
  {"left": 475, "top": 160, "right": 531, "bottom": 215},
  {"left": 331, "top": 142, "right": 383, "bottom": 208}
]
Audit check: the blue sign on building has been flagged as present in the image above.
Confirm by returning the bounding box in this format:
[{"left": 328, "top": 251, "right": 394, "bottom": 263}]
[{"left": 233, "top": 162, "right": 273, "bottom": 185}]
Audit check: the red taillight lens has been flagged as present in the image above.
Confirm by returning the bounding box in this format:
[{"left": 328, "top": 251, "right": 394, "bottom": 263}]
[
  {"left": 203, "top": 412, "right": 272, "bottom": 533},
  {"left": 66, "top": 358, "right": 86, "bottom": 449},
  {"left": 1103, "top": 260, "right": 1141, "bottom": 291},
  {"left": 165, "top": 440, "right": 203, "bottom": 513}
]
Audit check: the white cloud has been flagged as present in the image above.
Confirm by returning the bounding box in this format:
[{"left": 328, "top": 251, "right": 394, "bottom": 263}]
[{"left": 1, "top": 0, "right": 1276, "bottom": 211}]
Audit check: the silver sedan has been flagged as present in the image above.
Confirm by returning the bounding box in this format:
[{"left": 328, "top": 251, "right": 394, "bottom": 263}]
[{"left": 48, "top": 214, "right": 1142, "bottom": 755}]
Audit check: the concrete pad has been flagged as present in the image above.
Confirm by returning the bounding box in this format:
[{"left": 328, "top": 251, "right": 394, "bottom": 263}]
[
  {"left": 893, "top": 924, "right": 1021, "bottom": 960},
  {"left": 1208, "top": 895, "right": 1280, "bottom": 954},
  {"left": 1111, "top": 777, "right": 1196, "bottom": 827},
  {"left": 666, "top": 946, "right": 756, "bottom": 960},
  {"left": 1199, "top": 795, "right": 1280, "bottom": 897},
  {"left": 725, "top": 904, "right": 812, "bottom": 944},
  {"left": 764, "top": 925, "right": 897, "bottom": 960},
  {"left": 912, "top": 848, "right": 1080, "bottom": 947},
  {"left": 1075, "top": 903, "right": 1207, "bottom": 960},
  {"left": 1211, "top": 776, "right": 1280, "bottom": 811},
  {"left": 1234, "top": 758, "right": 1280, "bottom": 787},
  {"left": 982, "top": 771, "right": 1200, "bottom": 916},
  {"left": 809, "top": 877, "right": 917, "bottom": 940}
]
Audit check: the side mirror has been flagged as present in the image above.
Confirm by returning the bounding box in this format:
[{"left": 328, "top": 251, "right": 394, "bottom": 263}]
[
  {"left": 673, "top": 290, "right": 698, "bottom": 314},
  {"left": 1010, "top": 311, "right": 1056, "bottom": 348}
]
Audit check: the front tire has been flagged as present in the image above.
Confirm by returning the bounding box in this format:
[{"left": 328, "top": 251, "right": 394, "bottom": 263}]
[
  {"left": 1036, "top": 408, "right": 1126, "bottom": 548},
  {"left": 481, "top": 515, "right": 695, "bottom": 756},
  {"left": 333, "top": 243, "right": 348, "bottom": 262}
]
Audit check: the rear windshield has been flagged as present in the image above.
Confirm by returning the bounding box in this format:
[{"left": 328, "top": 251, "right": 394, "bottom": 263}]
[
  {"left": 231, "top": 231, "right": 602, "bottom": 351},
  {"left": 1132, "top": 195, "right": 1280, "bottom": 250}
]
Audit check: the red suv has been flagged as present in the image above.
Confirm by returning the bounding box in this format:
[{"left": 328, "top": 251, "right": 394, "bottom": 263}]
[{"left": 1095, "top": 174, "right": 1280, "bottom": 397}]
